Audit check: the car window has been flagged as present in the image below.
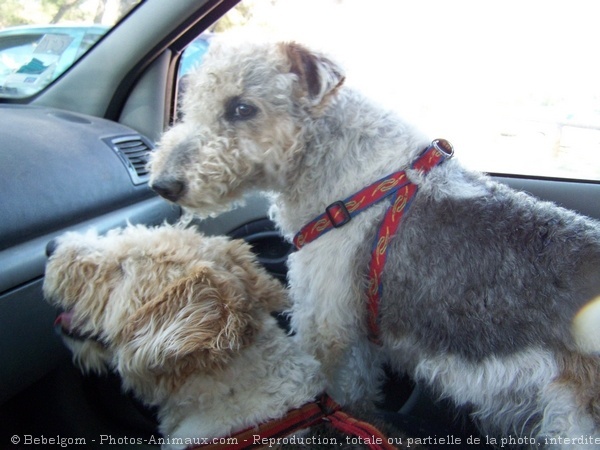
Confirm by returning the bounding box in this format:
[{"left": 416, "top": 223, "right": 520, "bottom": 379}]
[
  {"left": 179, "top": 0, "right": 600, "bottom": 182},
  {"left": 0, "top": 0, "right": 142, "bottom": 99}
]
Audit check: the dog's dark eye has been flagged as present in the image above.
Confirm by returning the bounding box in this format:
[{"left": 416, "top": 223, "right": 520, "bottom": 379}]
[
  {"left": 235, "top": 104, "right": 257, "bottom": 119},
  {"left": 225, "top": 98, "right": 258, "bottom": 122}
]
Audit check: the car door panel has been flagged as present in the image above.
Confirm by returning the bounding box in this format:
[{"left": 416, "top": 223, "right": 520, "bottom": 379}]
[{"left": 495, "top": 176, "right": 600, "bottom": 220}]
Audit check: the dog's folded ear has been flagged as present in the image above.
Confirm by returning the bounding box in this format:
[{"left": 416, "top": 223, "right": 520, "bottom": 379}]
[
  {"left": 116, "top": 267, "right": 258, "bottom": 377},
  {"left": 224, "top": 239, "right": 290, "bottom": 312},
  {"left": 283, "top": 42, "right": 345, "bottom": 110}
]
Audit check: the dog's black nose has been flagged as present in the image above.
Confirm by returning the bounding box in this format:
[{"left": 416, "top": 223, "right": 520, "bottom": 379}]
[{"left": 151, "top": 178, "right": 185, "bottom": 202}]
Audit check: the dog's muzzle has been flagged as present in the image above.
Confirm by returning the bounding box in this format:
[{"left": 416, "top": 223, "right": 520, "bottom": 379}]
[
  {"left": 54, "top": 311, "right": 107, "bottom": 347},
  {"left": 151, "top": 178, "right": 186, "bottom": 203}
]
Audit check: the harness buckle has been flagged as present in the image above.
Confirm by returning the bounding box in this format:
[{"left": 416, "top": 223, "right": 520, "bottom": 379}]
[
  {"left": 432, "top": 138, "right": 454, "bottom": 158},
  {"left": 325, "top": 201, "right": 351, "bottom": 228}
]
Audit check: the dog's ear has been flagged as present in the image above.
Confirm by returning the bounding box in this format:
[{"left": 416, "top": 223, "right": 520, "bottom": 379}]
[
  {"left": 283, "top": 42, "right": 345, "bottom": 110},
  {"left": 225, "top": 239, "right": 289, "bottom": 312},
  {"left": 116, "top": 267, "right": 258, "bottom": 377}
]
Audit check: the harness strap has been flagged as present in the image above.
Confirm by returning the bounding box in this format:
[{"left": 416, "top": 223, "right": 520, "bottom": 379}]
[
  {"left": 365, "top": 182, "right": 418, "bottom": 344},
  {"left": 327, "top": 410, "right": 397, "bottom": 450},
  {"left": 293, "top": 165, "right": 411, "bottom": 249},
  {"left": 189, "top": 394, "right": 393, "bottom": 450},
  {"left": 293, "top": 139, "right": 454, "bottom": 343}
]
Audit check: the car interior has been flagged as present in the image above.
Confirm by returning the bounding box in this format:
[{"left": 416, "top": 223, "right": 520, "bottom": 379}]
[{"left": 1, "top": 0, "right": 599, "bottom": 448}]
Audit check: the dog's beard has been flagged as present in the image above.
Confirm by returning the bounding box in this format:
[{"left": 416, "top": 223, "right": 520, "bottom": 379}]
[
  {"left": 59, "top": 335, "right": 112, "bottom": 375},
  {"left": 55, "top": 311, "right": 112, "bottom": 374}
]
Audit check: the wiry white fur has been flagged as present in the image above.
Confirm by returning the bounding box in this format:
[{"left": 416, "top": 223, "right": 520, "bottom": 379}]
[
  {"left": 60, "top": 338, "right": 111, "bottom": 375},
  {"left": 539, "top": 384, "right": 597, "bottom": 448},
  {"left": 155, "top": 318, "right": 324, "bottom": 448},
  {"left": 413, "top": 349, "right": 557, "bottom": 437},
  {"left": 283, "top": 206, "right": 389, "bottom": 405}
]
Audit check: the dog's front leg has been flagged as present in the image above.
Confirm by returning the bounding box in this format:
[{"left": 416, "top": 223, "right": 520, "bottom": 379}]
[
  {"left": 326, "top": 338, "right": 385, "bottom": 407},
  {"left": 287, "top": 244, "right": 383, "bottom": 406}
]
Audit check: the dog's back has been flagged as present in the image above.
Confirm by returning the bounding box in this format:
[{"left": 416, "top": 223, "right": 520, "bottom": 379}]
[
  {"left": 376, "top": 172, "right": 600, "bottom": 439},
  {"left": 380, "top": 177, "right": 600, "bottom": 360}
]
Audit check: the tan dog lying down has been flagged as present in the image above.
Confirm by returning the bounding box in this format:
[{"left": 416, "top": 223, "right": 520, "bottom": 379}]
[{"left": 43, "top": 224, "right": 420, "bottom": 450}]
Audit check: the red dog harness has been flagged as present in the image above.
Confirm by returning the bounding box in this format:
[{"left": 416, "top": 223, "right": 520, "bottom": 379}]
[
  {"left": 190, "top": 394, "right": 395, "bottom": 450},
  {"left": 293, "top": 139, "right": 453, "bottom": 343}
]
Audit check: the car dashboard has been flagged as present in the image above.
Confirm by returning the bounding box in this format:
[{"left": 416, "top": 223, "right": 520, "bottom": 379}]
[{"left": 0, "top": 104, "right": 180, "bottom": 405}]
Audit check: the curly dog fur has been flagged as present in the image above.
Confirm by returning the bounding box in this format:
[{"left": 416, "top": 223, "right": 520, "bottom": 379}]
[
  {"left": 44, "top": 224, "right": 420, "bottom": 450},
  {"left": 149, "top": 36, "right": 600, "bottom": 447}
]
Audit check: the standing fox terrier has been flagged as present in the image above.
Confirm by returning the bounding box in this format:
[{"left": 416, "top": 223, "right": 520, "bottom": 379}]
[{"left": 149, "top": 36, "right": 600, "bottom": 447}]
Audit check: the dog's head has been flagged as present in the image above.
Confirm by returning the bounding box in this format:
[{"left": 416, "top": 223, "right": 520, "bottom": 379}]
[
  {"left": 43, "top": 225, "right": 287, "bottom": 398},
  {"left": 149, "top": 38, "right": 345, "bottom": 216}
]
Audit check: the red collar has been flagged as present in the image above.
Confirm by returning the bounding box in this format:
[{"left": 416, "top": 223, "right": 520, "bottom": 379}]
[
  {"left": 293, "top": 139, "right": 453, "bottom": 343},
  {"left": 293, "top": 139, "right": 454, "bottom": 249},
  {"left": 188, "top": 393, "right": 395, "bottom": 450}
]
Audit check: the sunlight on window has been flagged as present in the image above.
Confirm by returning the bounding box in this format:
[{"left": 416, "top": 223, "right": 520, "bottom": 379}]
[{"left": 208, "top": 0, "right": 600, "bottom": 180}]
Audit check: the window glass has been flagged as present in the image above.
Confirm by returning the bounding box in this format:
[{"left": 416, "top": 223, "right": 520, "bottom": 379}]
[
  {"left": 181, "top": 0, "right": 600, "bottom": 181},
  {"left": 0, "top": 0, "right": 142, "bottom": 98}
]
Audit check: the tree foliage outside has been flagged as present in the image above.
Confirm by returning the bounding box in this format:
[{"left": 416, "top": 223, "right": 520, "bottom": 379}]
[
  {"left": 209, "top": 1, "right": 253, "bottom": 33},
  {"left": 0, "top": 0, "right": 139, "bottom": 29}
]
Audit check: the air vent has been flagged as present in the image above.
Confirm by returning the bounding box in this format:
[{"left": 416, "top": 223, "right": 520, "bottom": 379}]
[{"left": 104, "top": 135, "right": 154, "bottom": 185}]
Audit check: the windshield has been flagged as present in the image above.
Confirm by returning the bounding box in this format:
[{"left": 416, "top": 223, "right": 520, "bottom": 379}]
[{"left": 0, "top": 0, "right": 142, "bottom": 98}]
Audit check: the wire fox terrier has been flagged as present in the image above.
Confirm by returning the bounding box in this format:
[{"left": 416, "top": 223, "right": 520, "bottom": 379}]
[{"left": 149, "top": 36, "right": 600, "bottom": 447}]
